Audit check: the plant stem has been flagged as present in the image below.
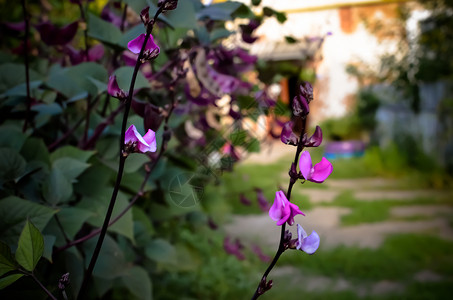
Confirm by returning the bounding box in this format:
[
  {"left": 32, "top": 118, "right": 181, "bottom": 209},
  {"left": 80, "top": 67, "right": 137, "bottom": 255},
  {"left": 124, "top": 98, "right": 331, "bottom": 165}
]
[
  {"left": 21, "top": 0, "right": 31, "bottom": 133},
  {"left": 251, "top": 122, "right": 306, "bottom": 300},
  {"left": 31, "top": 273, "right": 58, "bottom": 300},
  {"left": 77, "top": 6, "right": 165, "bottom": 298},
  {"left": 120, "top": 3, "right": 128, "bottom": 32},
  {"left": 77, "top": 1, "right": 89, "bottom": 60}
]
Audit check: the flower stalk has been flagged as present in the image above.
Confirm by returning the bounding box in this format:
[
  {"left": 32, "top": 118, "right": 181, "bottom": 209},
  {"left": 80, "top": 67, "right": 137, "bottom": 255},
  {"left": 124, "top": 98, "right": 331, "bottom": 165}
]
[{"left": 77, "top": 5, "right": 166, "bottom": 298}]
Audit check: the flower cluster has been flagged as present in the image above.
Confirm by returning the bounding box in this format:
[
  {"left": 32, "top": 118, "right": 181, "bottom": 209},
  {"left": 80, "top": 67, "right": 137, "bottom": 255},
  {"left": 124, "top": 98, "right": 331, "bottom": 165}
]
[{"left": 268, "top": 82, "right": 333, "bottom": 255}]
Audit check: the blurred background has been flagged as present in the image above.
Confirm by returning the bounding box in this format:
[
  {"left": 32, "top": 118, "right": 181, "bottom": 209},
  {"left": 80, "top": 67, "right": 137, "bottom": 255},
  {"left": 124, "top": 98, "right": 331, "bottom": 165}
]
[{"left": 0, "top": 0, "right": 452, "bottom": 299}]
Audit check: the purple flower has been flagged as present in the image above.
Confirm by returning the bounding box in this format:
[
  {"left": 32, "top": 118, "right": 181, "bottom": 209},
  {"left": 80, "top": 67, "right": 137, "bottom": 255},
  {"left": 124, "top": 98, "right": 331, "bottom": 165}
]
[
  {"left": 269, "top": 191, "right": 305, "bottom": 226},
  {"left": 303, "top": 126, "right": 323, "bottom": 147},
  {"left": 240, "top": 193, "right": 252, "bottom": 206},
  {"left": 299, "top": 151, "right": 332, "bottom": 183},
  {"left": 107, "top": 76, "right": 127, "bottom": 99},
  {"left": 296, "top": 224, "right": 320, "bottom": 254},
  {"left": 124, "top": 125, "right": 157, "bottom": 153},
  {"left": 255, "top": 188, "right": 270, "bottom": 212},
  {"left": 251, "top": 244, "right": 271, "bottom": 262},
  {"left": 223, "top": 236, "right": 245, "bottom": 260},
  {"left": 35, "top": 21, "right": 79, "bottom": 46},
  {"left": 127, "top": 33, "right": 160, "bottom": 57},
  {"left": 281, "top": 121, "right": 298, "bottom": 146}
]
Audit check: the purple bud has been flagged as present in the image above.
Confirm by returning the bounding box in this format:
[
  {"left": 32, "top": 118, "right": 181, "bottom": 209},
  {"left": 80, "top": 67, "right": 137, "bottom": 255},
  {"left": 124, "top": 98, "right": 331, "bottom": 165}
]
[
  {"left": 255, "top": 188, "right": 270, "bottom": 212},
  {"left": 107, "top": 76, "right": 127, "bottom": 99},
  {"left": 251, "top": 244, "right": 271, "bottom": 262},
  {"left": 35, "top": 21, "right": 79, "bottom": 46},
  {"left": 140, "top": 7, "right": 150, "bottom": 25},
  {"left": 144, "top": 103, "right": 164, "bottom": 132},
  {"left": 223, "top": 236, "right": 245, "bottom": 260},
  {"left": 292, "top": 95, "right": 309, "bottom": 117},
  {"left": 300, "top": 82, "right": 314, "bottom": 103},
  {"left": 303, "top": 125, "right": 323, "bottom": 147},
  {"left": 280, "top": 121, "right": 298, "bottom": 146},
  {"left": 240, "top": 193, "right": 252, "bottom": 206},
  {"left": 58, "top": 273, "right": 70, "bottom": 290},
  {"left": 158, "top": 0, "right": 178, "bottom": 11}
]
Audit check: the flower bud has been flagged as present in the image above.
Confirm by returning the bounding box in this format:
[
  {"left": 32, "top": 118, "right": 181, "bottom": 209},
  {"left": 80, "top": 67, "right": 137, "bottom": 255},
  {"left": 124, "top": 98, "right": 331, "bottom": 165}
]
[
  {"left": 140, "top": 7, "right": 151, "bottom": 26},
  {"left": 292, "top": 95, "right": 309, "bottom": 117},
  {"left": 303, "top": 125, "right": 323, "bottom": 147},
  {"left": 280, "top": 121, "right": 298, "bottom": 146},
  {"left": 158, "top": 0, "right": 178, "bottom": 11},
  {"left": 300, "top": 82, "right": 313, "bottom": 103},
  {"left": 107, "top": 75, "right": 127, "bottom": 100}
]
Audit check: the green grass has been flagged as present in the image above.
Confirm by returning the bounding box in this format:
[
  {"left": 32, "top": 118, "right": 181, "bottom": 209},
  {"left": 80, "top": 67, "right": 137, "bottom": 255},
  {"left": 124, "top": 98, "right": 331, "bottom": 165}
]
[
  {"left": 320, "top": 190, "right": 453, "bottom": 226},
  {"left": 278, "top": 233, "right": 453, "bottom": 281}
]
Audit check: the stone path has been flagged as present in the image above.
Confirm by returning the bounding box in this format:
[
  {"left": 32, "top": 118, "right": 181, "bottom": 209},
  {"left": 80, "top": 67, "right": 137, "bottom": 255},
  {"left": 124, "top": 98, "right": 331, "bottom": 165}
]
[{"left": 224, "top": 174, "right": 453, "bottom": 297}]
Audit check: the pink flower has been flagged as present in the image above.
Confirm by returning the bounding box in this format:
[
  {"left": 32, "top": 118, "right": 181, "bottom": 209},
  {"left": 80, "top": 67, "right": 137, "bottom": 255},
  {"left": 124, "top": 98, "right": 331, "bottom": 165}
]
[
  {"left": 124, "top": 125, "right": 157, "bottom": 153},
  {"left": 299, "top": 151, "right": 332, "bottom": 183},
  {"left": 269, "top": 191, "right": 304, "bottom": 226},
  {"left": 107, "top": 75, "right": 126, "bottom": 99},
  {"left": 296, "top": 224, "right": 320, "bottom": 254},
  {"left": 127, "top": 33, "right": 160, "bottom": 56}
]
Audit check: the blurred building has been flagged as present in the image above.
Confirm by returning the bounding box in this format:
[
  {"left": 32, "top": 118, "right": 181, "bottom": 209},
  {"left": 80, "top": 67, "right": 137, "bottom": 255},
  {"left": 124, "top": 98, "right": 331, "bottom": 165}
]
[{"left": 235, "top": 0, "right": 413, "bottom": 126}]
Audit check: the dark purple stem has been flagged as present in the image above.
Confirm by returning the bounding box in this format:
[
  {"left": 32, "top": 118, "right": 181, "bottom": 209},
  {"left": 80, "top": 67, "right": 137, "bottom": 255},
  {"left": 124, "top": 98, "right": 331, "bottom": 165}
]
[
  {"left": 21, "top": 0, "right": 31, "bottom": 133},
  {"left": 120, "top": 3, "right": 128, "bottom": 32},
  {"left": 77, "top": 6, "right": 165, "bottom": 299},
  {"left": 30, "top": 273, "right": 58, "bottom": 300},
  {"left": 251, "top": 121, "right": 306, "bottom": 300},
  {"left": 77, "top": 1, "right": 89, "bottom": 60}
]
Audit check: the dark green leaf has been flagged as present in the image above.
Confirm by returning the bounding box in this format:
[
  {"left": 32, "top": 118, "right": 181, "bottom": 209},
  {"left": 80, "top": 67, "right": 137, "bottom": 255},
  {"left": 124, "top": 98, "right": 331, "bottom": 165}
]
[
  {"left": 121, "top": 266, "right": 152, "bottom": 300},
  {"left": 15, "top": 220, "right": 44, "bottom": 271},
  {"left": 210, "top": 29, "right": 233, "bottom": 42},
  {"left": 123, "top": 153, "right": 149, "bottom": 173},
  {"left": 275, "top": 11, "right": 287, "bottom": 23},
  {"left": 285, "top": 36, "right": 297, "bottom": 44},
  {"left": 145, "top": 239, "right": 176, "bottom": 263},
  {"left": 53, "top": 157, "right": 90, "bottom": 182},
  {"left": 197, "top": 1, "right": 242, "bottom": 20},
  {"left": 0, "top": 197, "right": 56, "bottom": 246},
  {"left": 83, "top": 235, "right": 127, "bottom": 279},
  {"left": 165, "top": 0, "right": 197, "bottom": 28},
  {"left": 0, "top": 148, "right": 26, "bottom": 183},
  {"left": 20, "top": 137, "right": 50, "bottom": 165},
  {"left": 56, "top": 207, "right": 93, "bottom": 240},
  {"left": 0, "top": 273, "right": 24, "bottom": 289},
  {"left": 42, "top": 168, "right": 73, "bottom": 204},
  {"left": 0, "top": 63, "right": 40, "bottom": 94},
  {"left": 114, "top": 66, "right": 149, "bottom": 91},
  {"left": 0, "top": 242, "right": 16, "bottom": 276},
  {"left": 87, "top": 13, "right": 123, "bottom": 48},
  {"left": 0, "top": 125, "right": 27, "bottom": 152},
  {"left": 50, "top": 145, "right": 95, "bottom": 163},
  {"left": 42, "top": 235, "right": 56, "bottom": 262}
]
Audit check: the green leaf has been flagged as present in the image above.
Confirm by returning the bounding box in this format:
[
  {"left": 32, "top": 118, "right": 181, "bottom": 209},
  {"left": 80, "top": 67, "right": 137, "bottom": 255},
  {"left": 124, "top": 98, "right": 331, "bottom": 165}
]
[
  {"left": 74, "top": 163, "right": 113, "bottom": 197},
  {"left": 0, "top": 63, "right": 40, "bottom": 94},
  {"left": 83, "top": 235, "right": 127, "bottom": 279},
  {"left": 87, "top": 13, "right": 123, "bottom": 48},
  {"left": 229, "top": 130, "right": 247, "bottom": 146},
  {"left": 15, "top": 220, "right": 44, "bottom": 271},
  {"left": 0, "top": 196, "right": 56, "bottom": 246},
  {"left": 165, "top": 0, "right": 197, "bottom": 28},
  {"left": 123, "top": 153, "right": 149, "bottom": 173},
  {"left": 20, "top": 137, "right": 50, "bottom": 165},
  {"left": 0, "top": 148, "right": 26, "bottom": 183},
  {"left": 78, "top": 190, "right": 134, "bottom": 242},
  {"left": 0, "top": 273, "right": 24, "bottom": 289},
  {"left": 121, "top": 266, "right": 152, "bottom": 300},
  {"left": 133, "top": 207, "right": 155, "bottom": 247},
  {"left": 56, "top": 207, "right": 93, "bottom": 240},
  {"left": 0, "top": 125, "right": 28, "bottom": 151},
  {"left": 197, "top": 2, "right": 242, "bottom": 21},
  {"left": 42, "top": 167, "right": 73, "bottom": 204},
  {"left": 42, "top": 235, "right": 56, "bottom": 262},
  {"left": 145, "top": 239, "right": 176, "bottom": 264},
  {"left": 114, "top": 66, "right": 149, "bottom": 91},
  {"left": 0, "top": 242, "right": 16, "bottom": 276},
  {"left": 50, "top": 145, "right": 95, "bottom": 163},
  {"left": 53, "top": 157, "right": 91, "bottom": 182}
]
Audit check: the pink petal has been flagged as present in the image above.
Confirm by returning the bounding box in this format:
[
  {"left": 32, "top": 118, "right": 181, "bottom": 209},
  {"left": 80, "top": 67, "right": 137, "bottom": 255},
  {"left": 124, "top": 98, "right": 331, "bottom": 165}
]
[
  {"left": 142, "top": 129, "right": 157, "bottom": 152},
  {"left": 125, "top": 124, "right": 152, "bottom": 153},
  {"left": 301, "top": 231, "right": 320, "bottom": 254},
  {"left": 269, "top": 191, "right": 284, "bottom": 221},
  {"left": 287, "top": 202, "right": 305, "bottom": 225},
  {"left": 310, "top": 157, "right": 333, "bottom": 183},
  {"left": 299, "top": 151, "right": 313, "bottom": 180},
  {"left": 127, "top": 33, "right": 160, "bottom": 54},
  {"left": 107, "top": 75, "right": 122, "bottom": 98}
]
